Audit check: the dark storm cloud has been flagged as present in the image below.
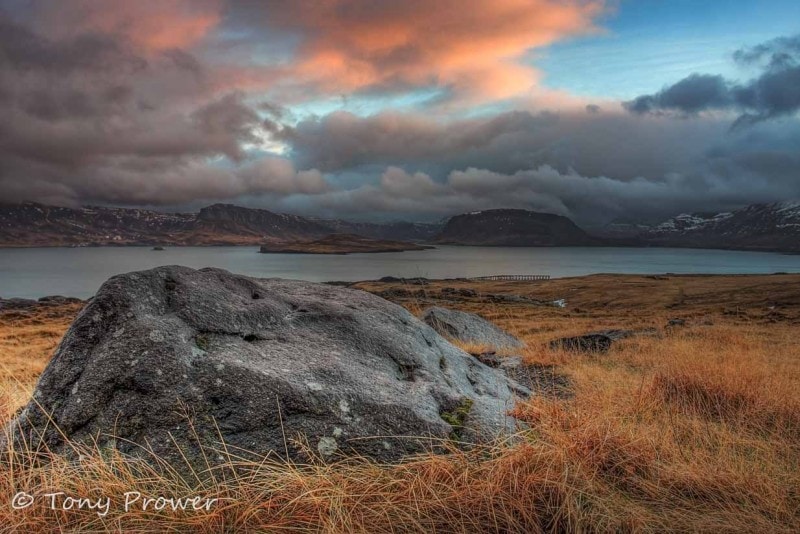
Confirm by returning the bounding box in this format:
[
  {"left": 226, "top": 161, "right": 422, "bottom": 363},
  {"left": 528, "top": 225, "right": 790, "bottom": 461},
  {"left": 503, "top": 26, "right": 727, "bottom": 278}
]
[
  {"left": 624, "top": 34, "right": 800, "bottom": 126},
  {"left": 191, "top": 93, "right": 261, "bottom": 162},
  {"left": 733, "top": 34, "right": 800, "bottom": 67},
  {"left": 623, "top": 74, "right": 731, "bottom": 115},
  {"left": 0, "top": 7, "right": 324, "bottom": 206},
  {"left": 258, "top": 101, "right": 291, "bottom": 121},
  {"left": 0, "top": 12, "right": 144, "bottom": 74},
  {"left": 299, "top": 154, "right": 800, "bottom": 227},
  {"left": 264, "top": 105, "right": 800, "bottom": 225},
  {"left": 275, "top": 109, "right": 726, "bottom": 182}
]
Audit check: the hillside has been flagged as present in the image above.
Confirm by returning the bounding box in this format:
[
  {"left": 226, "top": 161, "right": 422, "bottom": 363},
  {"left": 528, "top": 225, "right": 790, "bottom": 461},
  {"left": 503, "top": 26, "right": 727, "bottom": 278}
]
[
  {"left": 0, "top": 203, "right": 195, "bottom": 246},
  {"left": 434, "top": 209, "right": 599, "bottom": 246},
  {"left": 314, "top": 219, "right": 442, "bottom": 242},
  {"left": 0, "top": 202, "right": 440, "bottom": 247},
  {"left": 4, "top": 201, "right": 799, "bottom": 253}
]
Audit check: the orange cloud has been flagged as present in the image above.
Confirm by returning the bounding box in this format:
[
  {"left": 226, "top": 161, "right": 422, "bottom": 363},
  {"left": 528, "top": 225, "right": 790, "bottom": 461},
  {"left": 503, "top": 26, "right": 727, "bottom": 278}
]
[
  {"left": 24, "top": 0, "right": 607, "bottom": 106},
  {"left": 31, "top": 0, "right": 223, "bottom": 53},
  {"left": 269, "top": 0, "right": 607, "bottom": 103}
]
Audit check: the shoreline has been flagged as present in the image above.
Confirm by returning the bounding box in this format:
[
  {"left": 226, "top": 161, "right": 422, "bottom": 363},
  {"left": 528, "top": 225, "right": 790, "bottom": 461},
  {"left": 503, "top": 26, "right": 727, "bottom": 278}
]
[
  {"left": 3, "top": 271, "right": 800, "bottom": 303},
  {"left": 1, "top": 241, "right": 799, "bottom": 254}
]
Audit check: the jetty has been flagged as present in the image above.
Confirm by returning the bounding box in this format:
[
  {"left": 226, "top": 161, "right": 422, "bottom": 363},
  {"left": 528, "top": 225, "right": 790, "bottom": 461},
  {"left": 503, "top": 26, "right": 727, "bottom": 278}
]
[{"left": 469, "top": 274, "right": 550, "bottom": 281}]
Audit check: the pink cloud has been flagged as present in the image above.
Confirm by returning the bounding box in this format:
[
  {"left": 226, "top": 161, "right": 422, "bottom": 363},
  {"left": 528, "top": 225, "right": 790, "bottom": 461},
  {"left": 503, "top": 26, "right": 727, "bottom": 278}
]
[
  {"left": 266, "top": 0, "right": 607, "bottom": 103},
  {"left": 30, "top": 0, "right": 223, "bottom": 53},
  {"left": 24, "top": 0, "right": 607, "bottom": 105}
]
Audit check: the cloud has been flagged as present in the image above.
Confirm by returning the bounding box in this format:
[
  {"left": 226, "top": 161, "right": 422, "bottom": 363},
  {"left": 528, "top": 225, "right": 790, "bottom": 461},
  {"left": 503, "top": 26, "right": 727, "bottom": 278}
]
[
  {"left": 0, "top": 0, "right": 614, "bottom": 212},
  {"left": 303, "top": 158, "right": 800, "bottom": 226},
  {"left": 733, "top": 34, "right": 800, "bottom": 67},
  {"left": 235, "top": 0, "right": 607, "bottom": 104},
  {"left": 191, "top": 93, "right": 262, "bottom": 161},
  {"left": 90, "top": 156, "right": 329, "bottom": 206},
  {"left": 623, "top": 74, "right": 731, "bottom": 115},
  {"left": 275, "top": 108, "right": 728, "bottom": 182},
  {"left": 0, "top": 151, "right": 330, "bottom": 207},
  {"left": 0, "top": 10, "right": 328, "bottom": 206},
  {"left": 27, "top": 0, "right": 223, "bottom": 54},
  {"left": 1, "top": 2, "right": 799, "bottom": 226},
  {"left": 270, "top": 105, "right": 800, "bottom": 224},
  {"left": 236, "top": 158, "right": 330, "bottom": 196},
  {"left": 624, "top": 34, "right": 800, "bottom": 125}
]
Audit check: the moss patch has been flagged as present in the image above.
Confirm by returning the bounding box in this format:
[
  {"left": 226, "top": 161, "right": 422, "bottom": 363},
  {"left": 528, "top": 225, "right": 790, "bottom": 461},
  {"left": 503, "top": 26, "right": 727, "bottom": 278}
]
[
  {"left": 195, "top": 333, "right": 210, "bottom": 351},
  {"left": 440, "top": 397, "right": 474, "bottom": 440}
]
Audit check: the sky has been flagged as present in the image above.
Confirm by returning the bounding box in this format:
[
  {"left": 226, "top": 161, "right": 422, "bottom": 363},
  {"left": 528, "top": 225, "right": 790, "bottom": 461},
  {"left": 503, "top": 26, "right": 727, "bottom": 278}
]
[{"left": 1, "top": 0, "right": 799, "bottom": 226}]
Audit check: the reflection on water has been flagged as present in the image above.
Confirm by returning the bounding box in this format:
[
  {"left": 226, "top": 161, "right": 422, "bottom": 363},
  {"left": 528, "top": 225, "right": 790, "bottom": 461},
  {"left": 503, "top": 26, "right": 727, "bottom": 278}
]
[{"left": 1, "top": 245, "right": 799, "bottom": 299}]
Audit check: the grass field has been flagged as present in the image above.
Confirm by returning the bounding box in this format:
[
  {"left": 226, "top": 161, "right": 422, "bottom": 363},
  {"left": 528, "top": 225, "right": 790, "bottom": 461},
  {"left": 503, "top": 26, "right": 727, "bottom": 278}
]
[{"left": 2, "top": 274, "right": 799, "bottom": 532}]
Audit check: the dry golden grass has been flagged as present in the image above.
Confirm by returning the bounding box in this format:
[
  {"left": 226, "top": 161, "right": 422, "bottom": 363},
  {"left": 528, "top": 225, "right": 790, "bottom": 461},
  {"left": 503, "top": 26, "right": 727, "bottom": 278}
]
[
  {"left": 0, "top": 303, "right": 81, "bottom": 419},
  {"left": 2, "top": 274, "right": 799, "bottom": 532}
]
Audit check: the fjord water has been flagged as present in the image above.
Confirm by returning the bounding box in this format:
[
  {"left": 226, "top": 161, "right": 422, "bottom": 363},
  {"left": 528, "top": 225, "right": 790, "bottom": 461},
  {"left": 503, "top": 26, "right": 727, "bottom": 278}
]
[{"left": 1, "top": 245, "right": 799, "bottom": 299}]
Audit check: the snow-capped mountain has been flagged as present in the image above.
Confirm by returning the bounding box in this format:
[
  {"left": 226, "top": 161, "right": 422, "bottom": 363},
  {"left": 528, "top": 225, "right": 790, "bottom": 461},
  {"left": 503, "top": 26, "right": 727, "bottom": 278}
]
[{"left": 644, "top": 201, "right": 800, "bottom": 253}]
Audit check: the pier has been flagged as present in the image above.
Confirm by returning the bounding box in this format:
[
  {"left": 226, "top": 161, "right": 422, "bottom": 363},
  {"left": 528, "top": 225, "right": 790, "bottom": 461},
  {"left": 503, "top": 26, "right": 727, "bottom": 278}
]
[{"left": 469, "top": 274, "right": 550, "bottom": 281}]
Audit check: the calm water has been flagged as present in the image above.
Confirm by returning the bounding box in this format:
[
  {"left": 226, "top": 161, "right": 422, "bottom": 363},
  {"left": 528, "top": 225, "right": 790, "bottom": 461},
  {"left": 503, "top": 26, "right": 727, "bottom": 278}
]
[{"left": 1, "top": 246, "right": 799, "bottom": 299}]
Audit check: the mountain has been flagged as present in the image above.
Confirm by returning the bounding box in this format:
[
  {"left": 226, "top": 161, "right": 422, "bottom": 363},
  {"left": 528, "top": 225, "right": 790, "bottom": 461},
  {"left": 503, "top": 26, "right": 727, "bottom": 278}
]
[
  {"left": 433, "top": 209, "right": 599, "bottom": 246},
  {"left": 4, "top": 201, "right": 797, "bottom": 252},
  {"left": 0, "top": 203, "right": 196, "bottom": 246},
  {"left": 0, "top": 202, "right": 440, "bottom": 247},
  {"left": 194, "top": 204, "right": 333, "bottom": 242},
  {"left": 642, "top": 201, "right": 800, "bottom": 253},
  {"left": 594, "top": 217, "right": 659, "bottom": 239},
  {"left": 314, "top": 219, "right": 442, "bottom": 242}
]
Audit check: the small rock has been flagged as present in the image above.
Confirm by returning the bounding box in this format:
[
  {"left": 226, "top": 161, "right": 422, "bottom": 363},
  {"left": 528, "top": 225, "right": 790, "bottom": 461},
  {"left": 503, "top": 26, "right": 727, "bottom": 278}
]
[
  {"left": 482, "top": 293, "right": 554, "bottom": 306},
  {"left": 472, "top": 351, "right": 502, "bottom": 368},
  {"left": 440, "top": 287, "right": 478, "bottom": 298},
  {"left": 497, "top": 356, "right": 524, "bottom": 370},
  {"left": 549, "top": 329, "right": 636, "bottom": 353},
  {"left": 496, "top": 359, "right": 571, "bottom": 399},
  {"left": 422, "top": 307, "right": 524, "bottom": 350}
]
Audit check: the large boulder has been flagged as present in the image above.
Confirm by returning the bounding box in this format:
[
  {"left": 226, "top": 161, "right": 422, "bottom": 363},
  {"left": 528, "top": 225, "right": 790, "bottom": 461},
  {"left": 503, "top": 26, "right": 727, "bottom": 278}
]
[
  {"left": 5, "top": 266, "right": 527, "bottom": 467},
  {"left": 422, "top": 307, "right": 524, "bottom": 350}
]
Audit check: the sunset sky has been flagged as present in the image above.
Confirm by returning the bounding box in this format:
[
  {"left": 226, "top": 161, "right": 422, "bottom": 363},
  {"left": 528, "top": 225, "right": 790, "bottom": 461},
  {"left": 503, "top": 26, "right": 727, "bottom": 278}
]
[{"left": 1, "top": 0, "right": 799, "bottom": 225}]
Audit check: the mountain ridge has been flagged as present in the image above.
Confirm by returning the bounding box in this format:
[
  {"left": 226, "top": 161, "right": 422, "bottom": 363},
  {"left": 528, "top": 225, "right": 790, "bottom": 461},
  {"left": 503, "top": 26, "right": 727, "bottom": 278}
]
[
  {"left": 0, "top": 202, "right": 441, "bottom": 247},
  {"left": 1, "top": 201, "right": 798, "bottom": 253},
  {"left": 641, "top": 201, "right": 800, "bottom": 253}
]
